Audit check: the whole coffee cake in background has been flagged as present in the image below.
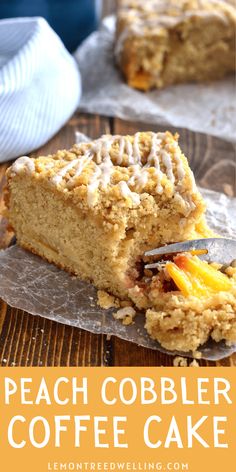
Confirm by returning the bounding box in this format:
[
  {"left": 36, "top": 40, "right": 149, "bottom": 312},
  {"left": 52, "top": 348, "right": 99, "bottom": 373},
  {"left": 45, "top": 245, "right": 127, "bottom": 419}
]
[{"left": 115, "top": 0, "right": 236, "bottom": 90}]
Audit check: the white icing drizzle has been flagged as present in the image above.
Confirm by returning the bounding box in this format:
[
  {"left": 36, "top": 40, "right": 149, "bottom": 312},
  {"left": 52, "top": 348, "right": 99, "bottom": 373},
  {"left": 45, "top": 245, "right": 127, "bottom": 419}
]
[
  {"left": 161, "top": 150, "right": 175, "bottom": 183},
  {"left": 166, "top": 140, "right": 185, "bottom": 183},
  {"left": 184, "top": 193, "right": 197, "bottom": 216},
  {"left": 87, "top": 139, "right": 114, "bottom": 205},
  {"left": 73, "top": 152, "right": 93, "bottom": 178},
  {"left": 119, "top": 180, "right": 140, "bottom": 205},
  {"left": 92, "top": 140, "right": 102, "bottom": 164},
  {"left": 11, "top": 133, "right": 190, "bottom": 210},
  {"left": 51, "top": 158, "right": 80, "bottom": 185},
  {"left": 132, "top": 132, "right": 142, "bottom": 164},
  {"left": 54, "top": 132, "right": 186, "bottom": 206},
  {"left": 146, "top": 132, "right": 164, "bottom": 194},
  {"left": 128, "top": 164, "right": 149, "bottom": 189},
  {"left": 52, "top": 149, "right": 94, "bottom": 186},
  {"left": 117, "top": 136, "right": 125, "bottom": 164},
  {"left": 125, "top": 136, "right": 134, "bottom": 165},
  {"left": 11, "top": 156, "right": 35, "bottom": 175},
  {"left": 174, "top": 151, "right": 185, "bottom": 182},
  {"left": 189, "top": 169, "right": 198, "bottom": 192},
  {"left": 87, "top": 165, "right": 102, "bottom": 206}
]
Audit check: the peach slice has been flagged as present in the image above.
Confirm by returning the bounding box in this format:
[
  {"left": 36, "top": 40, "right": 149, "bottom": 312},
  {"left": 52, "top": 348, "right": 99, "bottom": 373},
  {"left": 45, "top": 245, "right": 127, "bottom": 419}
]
[
  {"left": 166, "top": 262, "right": 202, "bottom": 297},
  {"left": 166, "top": 254, "right": 232, "bottom": 297},
  {"left": 128, "top": 71, "right": 151, "bottom": 91}
]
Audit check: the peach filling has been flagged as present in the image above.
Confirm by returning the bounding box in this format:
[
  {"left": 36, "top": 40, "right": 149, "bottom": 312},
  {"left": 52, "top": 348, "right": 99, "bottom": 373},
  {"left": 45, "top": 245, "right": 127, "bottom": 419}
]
[
  {"left": 128, "top": 70, "right": 151, "bottom": 91},
  {"left": 166, "top": 254, "right": 233, "bottom": 297}
]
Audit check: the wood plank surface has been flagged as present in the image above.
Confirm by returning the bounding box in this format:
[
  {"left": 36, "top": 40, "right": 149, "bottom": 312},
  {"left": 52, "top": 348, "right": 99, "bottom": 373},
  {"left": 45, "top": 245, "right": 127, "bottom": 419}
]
[{"left": 0, "top": 112, "right": 235, "bottom": 367}]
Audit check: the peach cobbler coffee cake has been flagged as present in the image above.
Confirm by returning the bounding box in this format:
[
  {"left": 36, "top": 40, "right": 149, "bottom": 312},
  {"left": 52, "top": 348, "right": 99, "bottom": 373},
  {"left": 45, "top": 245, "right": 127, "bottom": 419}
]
[
  {"left": 4, "top": 131, "right": 236, "bottom": 354},
  {"left": 115, "top": 0, "right": 236, "bottom": 90}
]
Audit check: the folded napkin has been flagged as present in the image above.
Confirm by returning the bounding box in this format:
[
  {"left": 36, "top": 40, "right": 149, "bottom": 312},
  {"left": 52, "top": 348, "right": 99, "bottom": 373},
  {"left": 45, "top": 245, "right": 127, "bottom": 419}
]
[{"left": 0, "top": 17, "right": 81, "bottom": 162}]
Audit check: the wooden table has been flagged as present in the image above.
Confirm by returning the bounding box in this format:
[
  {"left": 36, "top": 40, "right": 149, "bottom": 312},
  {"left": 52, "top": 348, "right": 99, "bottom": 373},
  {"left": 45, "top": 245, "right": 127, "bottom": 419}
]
[{"left": 0, "top": 112, "right": 235, "bottom": 367}]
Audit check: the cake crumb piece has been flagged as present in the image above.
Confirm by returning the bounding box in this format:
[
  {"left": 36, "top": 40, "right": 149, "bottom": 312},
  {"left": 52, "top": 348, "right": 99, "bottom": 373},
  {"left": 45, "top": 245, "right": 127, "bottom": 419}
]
[
  {"left": 173, "top": 356, "right": 200, "bottom": 367},
  {"left": 223, "top": 183, "right": 234, "bottom": 198},
  {"left": 113, "top": 306, "right": 136, "bottom": 325},
  {"left": 173, "top": 356, "right": 188, "bottom": 367},
  {"left": 189, "top": 359, "right": 200, "bottom": 367},
  {"left": 97, "top": 290, "right": 120, "bottom": 309}
]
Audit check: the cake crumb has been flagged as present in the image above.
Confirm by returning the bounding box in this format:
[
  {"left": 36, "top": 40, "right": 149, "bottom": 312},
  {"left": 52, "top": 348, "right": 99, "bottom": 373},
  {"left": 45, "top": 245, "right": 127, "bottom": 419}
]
[
  {"left": 122, "top": 316, "right": 134, "bottom": 325},
  {"left": 97, "top": 290, "right": 120, "bottom": 309},
  {"left": 173, "top": 356, "right": 200, "bottom": 367},
  {"left": 223, "top": 183, "right": 234, "bottom": 198},
  {"left": 113, "top": 306, "right": 136, "bottom": 325},
  {"left": 173, "top": 356, "right": 188, "bottom": 367}
]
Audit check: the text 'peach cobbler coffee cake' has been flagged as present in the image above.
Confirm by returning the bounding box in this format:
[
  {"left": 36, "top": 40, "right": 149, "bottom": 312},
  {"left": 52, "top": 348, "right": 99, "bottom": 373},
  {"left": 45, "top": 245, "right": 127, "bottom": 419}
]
[
  {"left": 5, "top": 132, "right": 236, "bottom": 354},
  {"left": 115, "top": 0, "right": 236, "bottom": 90}
]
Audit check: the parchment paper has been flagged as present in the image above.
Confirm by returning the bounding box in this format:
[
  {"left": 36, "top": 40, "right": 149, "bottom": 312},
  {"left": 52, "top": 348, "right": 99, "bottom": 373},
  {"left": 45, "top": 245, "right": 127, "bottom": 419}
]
[
  {"left": 75, "top": 16, "right": 236, "bottom": 143},
  {"left": 0, "top": 187, "right": 235, "bottom": 361}
]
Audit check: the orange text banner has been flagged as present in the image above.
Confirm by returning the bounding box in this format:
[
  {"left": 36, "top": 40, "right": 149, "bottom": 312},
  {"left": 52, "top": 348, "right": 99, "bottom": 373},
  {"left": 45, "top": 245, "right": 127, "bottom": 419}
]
[{"left": 0, "top": 367, "right": 235, "bottom": 472}]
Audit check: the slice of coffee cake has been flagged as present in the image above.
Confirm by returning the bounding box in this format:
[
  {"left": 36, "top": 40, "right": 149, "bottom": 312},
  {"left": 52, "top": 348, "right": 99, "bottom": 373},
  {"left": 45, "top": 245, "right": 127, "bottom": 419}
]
[{"left": 5, "top": 131, "right": 206, "bottom": 299}]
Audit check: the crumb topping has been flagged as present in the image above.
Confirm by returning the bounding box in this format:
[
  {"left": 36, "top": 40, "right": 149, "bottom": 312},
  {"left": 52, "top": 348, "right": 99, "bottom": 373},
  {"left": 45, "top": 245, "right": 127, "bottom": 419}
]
[
  {"left": 97, "top": 290, "right": 120, "bottom": 309},
  {"left": 9, "top": 131, "right": 198, "bottom": 211},
  {"left": 173, "top": 356, "right": 200, "bottom": 366},
  {"left": 113, "top": 306, "right": 137, "bottom": 325}
]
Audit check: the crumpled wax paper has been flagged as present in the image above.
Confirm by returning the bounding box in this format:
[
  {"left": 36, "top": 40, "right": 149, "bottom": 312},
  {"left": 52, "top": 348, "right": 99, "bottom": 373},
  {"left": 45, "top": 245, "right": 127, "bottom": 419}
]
[
  {"left": 0, "top": 187, "right": 235, "bottom": 360},
  {"left": 75, "top": 16, "right": 236, "bottom": 143}
]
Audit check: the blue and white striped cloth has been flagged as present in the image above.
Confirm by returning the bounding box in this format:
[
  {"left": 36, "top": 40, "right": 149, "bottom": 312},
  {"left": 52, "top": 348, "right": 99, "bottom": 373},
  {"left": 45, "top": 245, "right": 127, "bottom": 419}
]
[{"left": 0, "top": 17, "right": 81, "bottom": 162}]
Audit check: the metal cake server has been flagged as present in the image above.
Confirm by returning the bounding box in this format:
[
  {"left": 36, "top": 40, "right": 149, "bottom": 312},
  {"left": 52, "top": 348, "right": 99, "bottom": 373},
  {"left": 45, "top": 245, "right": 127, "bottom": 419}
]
[{"left": 144, "top": 238, "right": 236, "bottom": 269}]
